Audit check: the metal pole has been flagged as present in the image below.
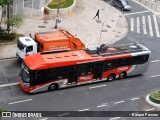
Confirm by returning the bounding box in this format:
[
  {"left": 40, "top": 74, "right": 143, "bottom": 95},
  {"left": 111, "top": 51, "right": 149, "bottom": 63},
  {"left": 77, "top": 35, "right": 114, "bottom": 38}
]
[
  {"left": 55, "top": 0, "right": 60, "bottom": 29},
  {"left": 98, "top": 23, "right": 104, "bottom": 45}
]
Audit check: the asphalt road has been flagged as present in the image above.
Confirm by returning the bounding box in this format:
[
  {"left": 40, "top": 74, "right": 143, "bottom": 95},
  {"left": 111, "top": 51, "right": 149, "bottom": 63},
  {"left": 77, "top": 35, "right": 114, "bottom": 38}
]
[{"left": 1, "top": 0, "right": 160, "bottom": 120}]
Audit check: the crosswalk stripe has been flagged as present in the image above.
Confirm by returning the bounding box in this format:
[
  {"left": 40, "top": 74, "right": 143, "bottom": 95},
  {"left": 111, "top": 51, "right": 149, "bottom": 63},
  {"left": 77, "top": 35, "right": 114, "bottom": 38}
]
[
  {"left": 131, "top": 18, "right": 134, "bottom": 32},
  {"left": 142, "top": 16, "right": 147, "bottom": 34},
  {"left": 148, "top": 15, "right": 153, "bottom": 37},
  {"left": 153, "top": 15, "right": 160, "bottom": 37},
  {"left": 137, "top": 17, "right": 140, "bottom": 33}
]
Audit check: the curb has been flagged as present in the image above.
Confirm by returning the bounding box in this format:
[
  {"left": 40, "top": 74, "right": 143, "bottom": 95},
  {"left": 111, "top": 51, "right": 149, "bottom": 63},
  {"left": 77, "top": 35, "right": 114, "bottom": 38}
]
[
  {"left": 0, "top": 42, "right": 16, "bottom": 46},
  {"left": 106, "top": 7, "right": 128, "bottom": 45},
  {"left": 146, "top": 94, "right": 160, "bottom": 108},
  {"left": 149, "top": 91, "right": 160, "bottom": 104}
]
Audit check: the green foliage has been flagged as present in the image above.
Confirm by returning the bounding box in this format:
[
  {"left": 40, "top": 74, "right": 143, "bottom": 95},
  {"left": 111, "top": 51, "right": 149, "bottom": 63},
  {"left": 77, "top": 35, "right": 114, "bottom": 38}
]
[
  {"left": 48, "top": 0, "right": 74, "bottom": 9},
  {"left": 5, "top": 15, "right": 24, "bottom": 32},
  {"left": 0, "top": 0, "right": 10, "bottom": 7},
  {"left": 0, "top": 30, "right": 24, "bottom": 40}
]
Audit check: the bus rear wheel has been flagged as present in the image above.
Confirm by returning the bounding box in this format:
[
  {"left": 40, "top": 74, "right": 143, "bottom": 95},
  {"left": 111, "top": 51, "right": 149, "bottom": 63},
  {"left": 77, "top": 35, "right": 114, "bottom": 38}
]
[
  {"left": 48, "top": 83, "right": 58, "bottom": 91},
  {"left": 107, "top": 74, "right": 115, "bottom": 81}
]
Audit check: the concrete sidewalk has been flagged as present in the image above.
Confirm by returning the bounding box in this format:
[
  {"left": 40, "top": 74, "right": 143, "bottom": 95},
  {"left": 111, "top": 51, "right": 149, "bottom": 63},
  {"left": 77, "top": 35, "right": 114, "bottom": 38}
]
[{"left": 0, "top": 0, "right": 128, "bottom": 59}]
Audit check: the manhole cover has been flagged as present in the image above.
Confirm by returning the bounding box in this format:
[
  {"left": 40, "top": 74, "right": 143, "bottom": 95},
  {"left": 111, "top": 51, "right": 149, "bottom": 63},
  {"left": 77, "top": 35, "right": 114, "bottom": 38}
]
[
  {"left": 38, "top": 26, "right": 46, "bottom": 28},
  {"left": 106, "top": 25, "right": 111, "bottom": 28},
  {"left": 101, "top": 30, "right": 108, "bottom": 32}
]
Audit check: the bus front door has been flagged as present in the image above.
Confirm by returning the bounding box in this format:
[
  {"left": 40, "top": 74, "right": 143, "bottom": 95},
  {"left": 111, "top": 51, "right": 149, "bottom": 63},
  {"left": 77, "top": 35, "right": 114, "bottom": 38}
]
[
  {"left": 93, "top": 61, "right": 104, "bottom": 80},
  {"left": 68, "top": 66, "right": 78, "bottom": 84}
]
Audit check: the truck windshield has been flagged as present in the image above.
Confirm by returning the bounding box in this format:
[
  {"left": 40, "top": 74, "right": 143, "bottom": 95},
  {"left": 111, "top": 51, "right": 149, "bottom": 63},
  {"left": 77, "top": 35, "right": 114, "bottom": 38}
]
[
  {"left": 17, "top": 39, "right": 25, "bottom": 51},
  {"left": 19, "top": 69, "right": 30, "bottom": 83}
]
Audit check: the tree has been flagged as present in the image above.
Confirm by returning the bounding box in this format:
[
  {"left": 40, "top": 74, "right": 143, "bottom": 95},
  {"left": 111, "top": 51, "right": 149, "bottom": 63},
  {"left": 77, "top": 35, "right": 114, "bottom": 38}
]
[
  {"left": 5, "top": 15, "right": 23, "bottom": 32},
  {"left": 0, "top": 0, "right": 10, "bottom": 30}
]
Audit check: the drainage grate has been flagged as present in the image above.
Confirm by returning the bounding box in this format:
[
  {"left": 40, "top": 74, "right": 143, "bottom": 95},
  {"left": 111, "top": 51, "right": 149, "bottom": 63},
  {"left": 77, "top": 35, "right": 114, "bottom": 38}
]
[{"left": 101, "top": 30, "right": 108, "bottom": 32}]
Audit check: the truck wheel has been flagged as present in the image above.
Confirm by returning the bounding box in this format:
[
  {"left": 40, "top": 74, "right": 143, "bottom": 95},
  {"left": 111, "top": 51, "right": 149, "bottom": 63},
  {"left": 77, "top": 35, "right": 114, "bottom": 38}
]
[{"left": 48, "top": 84, "right": 58, "bottom": 91}]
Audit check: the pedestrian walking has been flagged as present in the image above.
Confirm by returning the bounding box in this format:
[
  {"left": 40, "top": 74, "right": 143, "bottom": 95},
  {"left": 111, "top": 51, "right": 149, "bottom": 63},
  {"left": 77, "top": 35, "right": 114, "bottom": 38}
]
[{"left": 93, "top": 9, "right": 100, "bottom": 19}]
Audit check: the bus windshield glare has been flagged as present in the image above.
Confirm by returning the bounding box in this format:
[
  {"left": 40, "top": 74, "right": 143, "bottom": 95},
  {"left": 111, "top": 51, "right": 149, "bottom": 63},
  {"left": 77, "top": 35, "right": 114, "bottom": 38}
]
[{"left": 19, "top": 69, "right": 30, "bottom": 83}]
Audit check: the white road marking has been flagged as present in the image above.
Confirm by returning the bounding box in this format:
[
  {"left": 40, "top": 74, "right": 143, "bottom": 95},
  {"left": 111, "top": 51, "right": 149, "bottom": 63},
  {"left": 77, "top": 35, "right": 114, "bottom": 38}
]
[
  {"left": 109, "top": 117, "right": 121, "bottom": 120},
  {"left": 153, "top": 15, "right": 160, "bottom": 37},
  {"left": 150, "top": 75, "right": 160, "bottom": 78},
  {"left": 39, "top": 118, "right": 48, "bottom": 120},
  {"left": 0, "top": 82, "right": 19, "bottom": 88},
  {"left": 114, "top": 101, "right": 124, "bottom": 104},
  {"left": 89, "top": 84, "right": 107, "bottom": 89},
  {"left": 131, "top": 0, "right": 156, "bottom": 14},
  {"left": 8, "top": 99, "right": 32, "bottom": 105},
  {"left": 131, "top": 97, "right": 140, "bottom": 101},
  {"left": 145, "top": 108, "right": 155, "bottom": 111},
  {"left": 137, "top": 17, "right": 140, "bottom": 33},
  {"left": 97, "top": 104, "right": 107, "bottom": 108},
  {"left": 130, "top": 18, "right": 134, "bottom": 32},
  {"left": 151, "top": 60, "right": 160, "bottom": 63},
  {"left": 124, "top": 11, "right": 149, "bottom": 16},
  {"left": 57, "top": 113, "right": 70, "bottom": 117},
  {"left": 78, "top": 108, "right": 89, "bottom": 112},
  {"left": 142, "top": 16, "right": 147, "bottom": 34},
  {"left": 148, "top": 15, "right": 153, "bottom": 37}
]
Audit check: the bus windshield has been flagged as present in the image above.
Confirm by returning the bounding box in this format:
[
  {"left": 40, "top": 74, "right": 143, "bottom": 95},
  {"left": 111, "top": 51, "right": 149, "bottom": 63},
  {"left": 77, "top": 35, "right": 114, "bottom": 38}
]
[{"left": 19, "top": 69, "right": 30, "bottom": 83}]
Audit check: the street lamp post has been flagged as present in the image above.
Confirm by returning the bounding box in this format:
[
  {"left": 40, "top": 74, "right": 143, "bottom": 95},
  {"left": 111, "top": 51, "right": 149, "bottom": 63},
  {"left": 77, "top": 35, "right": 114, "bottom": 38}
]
[
  {"left": 55, "top": 0, "right": 60, "bottom": 29},
  {"left": 6, "top": 1, "right": 11, "bottom": 33}
]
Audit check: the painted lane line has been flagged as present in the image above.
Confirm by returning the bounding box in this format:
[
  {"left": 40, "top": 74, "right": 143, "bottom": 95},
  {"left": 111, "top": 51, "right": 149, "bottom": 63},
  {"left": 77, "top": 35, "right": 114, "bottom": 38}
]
[
  {"left": 78, "top": 108, "right": 89, "bottom": 112},
  {"left": 97, "top": 104, "right": 107, "bottom": 108},
  {"left": 153, "top": 15, "right": 160, "bottom": 37},
  {"left": 137, "top": 17, "right": 140, "bottom": 33},
  {"left": 114, "top": 101, "right": 124, "bottom": 104},
  {"left": 151, "top": 60, "right": 160, "bottom": 63},
  {"left": 148, "top": 15, "right": 153, "bottom": 37},
  {"left": 130, "top": 18, "right": 134, "bottom": 32},
  {"left": 0, "top": 82, "right": 19, "bottom": 88},
  {"left": 131, "top": 97, "right": 140, "bottom": 101},
  {"left": 57, "top": 113, "right": 70, "bottom": 117},
  {"left": 40, "top": 118, "right": 48, "bottom": 120},
  {"left": 145, "top": 108, "right": 155, "bottom": 111},
  {"left": 89, "top": 84, "right": 107, "bottom": 89},
  {"left": 8, "top": 99, "right": 32, "bottom": 105},
  {"left": 151, "top": 74, "right": 160, "bottom": 77},
  {"left": 131, "top": 0, "right": 156, "bottom": 14},
  {"left": 109, "top": 117, "right": 121, "bottom": 120},
  {"left": 142, "top": 16, "right": 147, "bottom": 34},
  {"left": 124, "top": 11, "right": 149, "bottom": 16}
]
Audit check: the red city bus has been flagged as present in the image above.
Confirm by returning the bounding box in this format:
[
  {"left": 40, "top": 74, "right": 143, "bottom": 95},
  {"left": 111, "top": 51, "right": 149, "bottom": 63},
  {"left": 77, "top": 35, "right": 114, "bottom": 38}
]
[{"left": 18, "top": 43, "right": 151, "bottom": 93}]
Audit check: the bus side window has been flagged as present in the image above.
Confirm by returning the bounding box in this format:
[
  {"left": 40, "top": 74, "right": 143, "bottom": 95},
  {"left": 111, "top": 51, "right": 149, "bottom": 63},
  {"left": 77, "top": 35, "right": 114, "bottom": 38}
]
[
  {"left": 103, "top": 60, "right": 116, "bottom": 71},
  {"left": 46, "top": 67, "right": 68, "bottom": 81},
  {"left": 78, "top": 63, "right": 93, "bottom": 76},
  {"left": 32, "top": 70, "right": 46, "bottom": 85},
  {"left": 132, "top": 54, "right": 149, "bottom": 64},
  {"left": 118, "top": 58, "right": 131, "bottom": 66}
]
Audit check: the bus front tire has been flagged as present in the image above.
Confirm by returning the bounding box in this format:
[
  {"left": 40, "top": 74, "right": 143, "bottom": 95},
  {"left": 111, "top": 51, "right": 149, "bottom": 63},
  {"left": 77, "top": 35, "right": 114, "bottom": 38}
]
[
  {"left": 48, "top": 83, "right": 58, "bottom": 91},
  {"left": 119, "top": 72, "right": 127, "bottom": 79},
  {"left": 107, "top": 74, "right": 115, "bottom": 81}
]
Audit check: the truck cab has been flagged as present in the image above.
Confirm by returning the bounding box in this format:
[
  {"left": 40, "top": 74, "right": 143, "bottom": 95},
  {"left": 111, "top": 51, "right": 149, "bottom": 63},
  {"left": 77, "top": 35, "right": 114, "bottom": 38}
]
[{"left": 17, "top": 37, "right": 37, "bottom": 59}]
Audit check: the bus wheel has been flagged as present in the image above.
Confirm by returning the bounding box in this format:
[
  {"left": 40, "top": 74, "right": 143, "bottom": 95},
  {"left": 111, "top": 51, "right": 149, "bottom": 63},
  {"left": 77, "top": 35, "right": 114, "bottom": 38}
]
[
  {"left": 119, "top": 72, "right": 126, "bottom": 79},
  {"left": 48, "top": 84, "right": 57, "bottom": 91},
  {"left": 107, "top": 74, "right": 115, "bottom": 81}
]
